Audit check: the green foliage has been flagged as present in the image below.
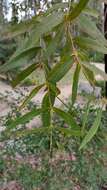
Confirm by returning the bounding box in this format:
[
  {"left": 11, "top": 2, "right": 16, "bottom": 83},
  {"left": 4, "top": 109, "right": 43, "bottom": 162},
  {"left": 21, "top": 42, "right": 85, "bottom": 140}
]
[
  {"left": 0, "top": 106, "right": 107, "bottom": 190},
  {"left": 0, "top": 0, "right": 106, "bottom": 150},
  {"left": 72, "top": 64, "right": 81, "bottom": 106},
  {"left": 79, "top": 108, "right": 102, "bottom": 150}
]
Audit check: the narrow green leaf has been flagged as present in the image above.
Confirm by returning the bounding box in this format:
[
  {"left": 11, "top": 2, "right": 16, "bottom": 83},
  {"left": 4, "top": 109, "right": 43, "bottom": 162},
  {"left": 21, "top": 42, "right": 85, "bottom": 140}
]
[
  {"left": 3, "top": 15, "right": 41, "bottom": 38},
  {"left": 1, "top": 127, "right": 50, "bottom": 141},
  {"left": 72, "top": 64, "right": 81, "bottom": 106},
  {"left": 12, "top": 63, "right": 40, "bottom": 87},
  {"left": 53, "top": 107, "right": 80, "bottom": 131},
  {"left": 49, "top": 56, "right": 73, "bottom": 83},
  {"left": 75, "top": 36, "right": 107, "bottom": 54},
  {"left": 6, "top": 108, "right": 41, "bottom": 128},
  {"left": 79, "top": 109, "right": 102, "bottom": 150},
  {"left": 81, "top": 64, "right": 96, "bottom": 86},
  {"left": 41, "top": 93, "right": 51, "bottom": 127},
  {"left": 46, "top": 2, "right": 68, "bottom": 15},
  {"left": 77, "top": 15, "right": 106, "bottom": 44},
  {"left": 44, "top": 25, "right": 63, "bottom": 58},
  {"left": 82, "top": 101, "right": 90, "bottom": 135},
  {"left": 49, "top": 83, "right": 60, "bottom": 96},
  {"left": 17, "top": 12, "right": 64, "bottom": 56},
  {"left": 56, "top": 127, "right": 81, "bottom": 137},
  {"left": 0, "top": 46, "right": 40, "bottom": 72},
  {"left": 20, "top": 84, "right": 45, "bottom": 109},
  {"left": 48, "top": 83, "right": 60, "bottom": 106},
  {"left": 83, "top": 8, "right": 99, "bottom": 18},
  {"left": 82, "top": 62, "right": 107, "bottom": 81},
  {"left": 68, "top": 0, "right": 90, "bottom": 21}
]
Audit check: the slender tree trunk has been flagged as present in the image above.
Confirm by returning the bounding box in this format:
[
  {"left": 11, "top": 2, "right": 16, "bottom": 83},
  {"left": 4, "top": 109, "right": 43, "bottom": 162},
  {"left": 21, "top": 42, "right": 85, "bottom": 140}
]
[{"left": 104, "top": 3, "right": 107, "bottom": 98}]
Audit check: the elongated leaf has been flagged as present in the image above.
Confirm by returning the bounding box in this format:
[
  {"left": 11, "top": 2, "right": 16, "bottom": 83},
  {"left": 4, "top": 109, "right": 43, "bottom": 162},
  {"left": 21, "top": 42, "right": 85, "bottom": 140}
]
[
  {"left": 83, "top": 8, "right": 99, "bottom": 18},
  {"left": 41, "top": 93, "right": 51, "bottom": 127},
  {"left": 3, "top": 15, "right": 43, "bottom": 39},
  {"left": 6, "top": 108, "right": 41, "bottom": 129},
  {"left": 1, "top": 12, "right": 64, "bottom": 73},
  {"left": 46, "top": 2, "right": 68, "bottom": 15},
  {"left": 56, "top": 127, "right": 81, "bottom": 137},
  {"left": 49, "top": 56, "right": 73, "bottom": 83},
  {"left": 1, "top": 127, "right": 50, "bottom": 141},
  {"left": 44, "top": 25, "right": 63, "bottom": 58},
  {"left": 53, "top": 107, "right": 80, "bottom": 131},
  {"left": 17, "top": 12, "right": 64, "bottom": 56},
  {"left": 48, "top": 83, "right": 60, "bottom": 106},
  {"left": 81, "top": 64, "right": 95, "bottom": 86},
  {"left": 79, "top": 109, "right": 102, "bottom": 150},
  {"left": 49, "top": 83, "right": 60, "bottom": 97},
  {"left": 82, "top": 62, "right": 107, "bottom": 81},
  {"left": 82, "top": 101, "right": 90, "bottom": 135},
  {"left": 69, "top": 0, "right": 90, "bottom": 21},
  {"left": 72, "top": 64, "right": 81, "bottom": 106},
  {"left": 77, "top": 15, "right": 106, "bottom": 44},
  {"left": 75, "top": 36, "right": 107, "bottom": 54},
  {"left": 0, "top": 46, "right": 40, "bottom": 72},
  {"left": 5, "top": 3, "right": 67, "bottom": 39},
  {"left": 30, "top": 11, "right": 64, "bottom": 45},
  {"left": 20, "top": 84, "right": 45, "bottom": 109},
  {"left": 12, "top": 63, "right": 40, "bottom": 87}
]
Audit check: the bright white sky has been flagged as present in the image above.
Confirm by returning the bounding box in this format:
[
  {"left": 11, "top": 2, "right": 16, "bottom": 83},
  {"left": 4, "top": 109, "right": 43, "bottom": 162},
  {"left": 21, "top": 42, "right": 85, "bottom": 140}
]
[{"left": 7, "top": 0, "right": 24, "bottom": 20}]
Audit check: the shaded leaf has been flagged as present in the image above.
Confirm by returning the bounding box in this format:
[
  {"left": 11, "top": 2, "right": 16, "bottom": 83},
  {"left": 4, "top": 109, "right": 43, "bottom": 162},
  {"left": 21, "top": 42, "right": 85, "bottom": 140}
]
[
  {"left": 82, "top": 101, "right": 90, "bottom": 135},
  {"left": 0, "top": 46, "right": 40, "bottom": 72},
  {"left": 83, "top": 8, "right": 99, "bottom": 18},
  {"left": 68, "top": 0, "right": 90, "bottom": 20},
  {"left": 6, "top": 108, "right": 41, "bottom": 128},
  {"left": 78, "top": 15, "right": 106, "bottom": 44},
  {"left": 81, "top": 64, "right": 95, "bottom": 86},
  {"left": 72, "top": 63, "right": 81, "bottom": 106},
  {"left": 49, "top": 56, "right": 73, "bottom": 83},
  {"left": 79, "top": 109, "right": 102, "bottom": 150},
  {"left": 82, "top": 62, "right": 107, "bottom": 81},
  {"left": 18, "top": 12, "right": 64, "bottom": 56},
  {"left": 75, "top": 36, "right": 107, "bottom": 54},
  {"left": 12, "top": 63, "right": 40, "bottom": 87},
  {"left": 41, "top": 93, "right": 51, "bottom": 127},
  {"left": 1, "top": 127, "right": 50, "bottom": 141},
  {"left": 20, "top": 84, "right": 45, "bottom": 109},
  {"left": 53, "top": 107, "right": 80, "bottom": 130},
  {"left": 56, "top": 127, "right": 81, "bottom": 137},
  {"left": 48, "top": 83, "right": 60, "bottom": 106}
]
